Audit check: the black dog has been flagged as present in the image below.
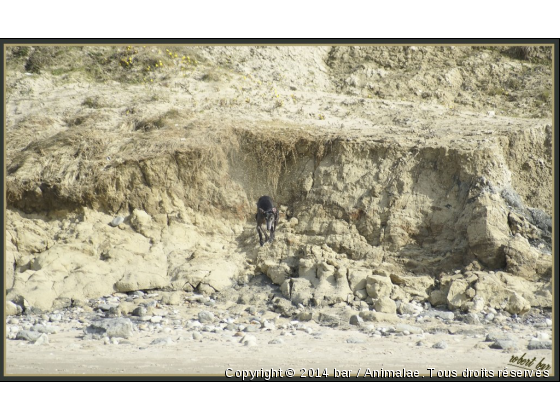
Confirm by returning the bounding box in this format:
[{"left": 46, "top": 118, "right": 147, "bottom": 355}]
[{"left": 255, "top": 196, "right": 279, "bottom": 246}]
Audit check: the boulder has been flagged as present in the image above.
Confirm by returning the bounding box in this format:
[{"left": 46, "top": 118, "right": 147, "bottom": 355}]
[
  {"left": 366, "top": 275, "right": 392, "bottom": 298},
  {"left": 86, "top": 317, "right": 134, "bottom": 338}
]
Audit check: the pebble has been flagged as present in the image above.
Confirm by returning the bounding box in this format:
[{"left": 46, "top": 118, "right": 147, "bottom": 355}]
[
  {"left": 244, "top": 324, "right": 259, "bottom": 333},
  {"left": 527, "top": 339, "right": 552, "bottom": 350},
  {"left": 198, "top": 310, "right": 215, "bottom": 324},
  {"left": 110, "top": 216, "right": 125, "bottom": 227},
  {"left": 490, "top": 339, "right": 518, "bottom": 351},
  {"left": 49, "top": 313, "right": 62, "bottom": 322},
  {"left": 192, "top": 331, "right": 203, "bottom": 340},
  {"left": 436, "top": 311, "right": 454, "bottom": 321},
  {"left": 15, "top": 330, "right": 43, "bottom": 342},
  {"left": 346, "top": 336, "right": 365, "bottom": 344},
  {"left": 34, "top": 333, "right": 49, "bottom": 345},
  {"left": 432, "top": 341, "right": 448, "bottom": 349},
  {"left": 395, "top": 323, "right": 423, "bottom": 335},
  {"left": 462, "top": 313, "right": 480, "bottom": 325},
  {"left": 150, "top": 337, "right": 174, "bottom": 346},
  {"left": 224, "top": 323, "right": 237, "bottom": 331},
  {"left": 241, "top": 334, "right": 257, "bottom": 346},
  {"left": 545, "top": 319, "right": 552, "bottom": 327},
  {"left": 360, "top": 322, "right": 376, "bottom": 333},
  {"left": 261, "top": 320, "right": 275, "bottom": 330},
  {"left": 188, "top": 320, "right": 202, "bottom": 329},
  {"left": 485, "top": 313, "right": 495, "bottom": 322},
  {"left": 298, "top": 312, "right": 313, "bottom": 322},
  {"left": 485, "top": 332, "right": 515, "bottom": 342},
  {"left": 349, "top": 314, "right": 363, "bottom": 326},
  {"left": 399, "top": 302, "right": 423, "bottom": 316},
  {"left": 86, "top": 317, "right": 134, "bottom": 339},
  {"left": 132, "top": 306, "right": 147, "bottom": 317},
  {"left": 31, "top": 324, "right": 60, "bottom": 334},
  {"left": 150, "top": 316, "right": 163, "bottom": 323},
  {"left": 533, "top": 332, "right": 549, "bottom": 341},
  {"left": 268, "top": 338, "right": 284, "bottom": 345}
]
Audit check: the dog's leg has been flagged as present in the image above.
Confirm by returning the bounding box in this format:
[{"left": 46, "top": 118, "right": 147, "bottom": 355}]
[
  {"left": 269, "top": 209, "right": 279, "bottom": 243},
  {"left": 257, "top": 223, "right": 269, "bottom": 246},
  {"left": 256, "top": 214, "right": 264, "bottom": 246}
]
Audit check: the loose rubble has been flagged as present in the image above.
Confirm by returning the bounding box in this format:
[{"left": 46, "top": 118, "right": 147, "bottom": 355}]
[{"left": 5, "top": 285, "right": 553, "bottom": 374}]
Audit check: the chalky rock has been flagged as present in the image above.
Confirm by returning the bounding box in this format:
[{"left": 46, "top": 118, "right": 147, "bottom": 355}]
[
  {"left": 398, "top": 302, "right": 423, "bottom": 316},
  {"left": 489, "top": 339, "right": 518, "bottom": 351},
  {"left": 31, "top": 324, "right": 60, "bottom": 334},
  {"left": 527, "top": 339, "right": 552, "bottom": 350},
  {"left": 132, "top": 306, "right": 147, "bottom": 317},
  {"left": 462, "top": 313, "right": 480, "bottom": 325},
  {"left": 318, "top": 312, "right": 341, "bottom": 327},
  {"left": 535, "top": 332, "right": 550, "bottom": 341},
  {"left": 349, "top": 314, "right": 363, "bottom": 326},
  {"left": 241, "top": 334, "right": 257, "bottom": 346},
  {"left": 395, "top": 323, "right": 423, "bottom": 335},
  {"left": 15, "top": 330, "right": 43, "bottom": 342},
  {"left": 261, "top": 320, "right": 276, "bottom": 331},
  {"left": 432, "top": 341, "right": 448, "bottom": 349},
  {"left": 86, "top": 317, "right": 134, "bottom": 338},
  {"left": 34, "top": 334, "right": 49, "bottom": 345},
  {"left": 374, "top": 297, "right": 397, "bottom": 314},
  {"left": 110, "top": 216, "right": 125, "bottom": 227},
  {"left": 150, "top": 337, "right": 174, "bottom": 346},
  {"left": 6, "top": 301, "right": 19, "bottom": 316},
  {"left": 198, "top": 310, "right": 215, "bottom": 324},
  {"left": 485, "top": 332, "right": 515, "bottom": 342},
  {"left": 244, "top": 324, "right": 259, "bottom": 333}
]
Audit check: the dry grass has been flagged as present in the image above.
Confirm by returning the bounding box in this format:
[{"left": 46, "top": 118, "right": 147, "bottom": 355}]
[
  {"left": 232, "top": 122, "right": 334, "bottom": 193},
  {"left": 7, "top": 108, "right": 337, "bottom": 216}
]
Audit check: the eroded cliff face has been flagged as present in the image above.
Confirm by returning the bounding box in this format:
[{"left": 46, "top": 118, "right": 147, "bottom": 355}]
[{"left": 5, "top": 45, "right": 553, "bottom": 314}]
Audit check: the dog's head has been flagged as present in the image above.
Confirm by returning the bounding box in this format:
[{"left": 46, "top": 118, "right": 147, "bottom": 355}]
[{"left": 259, "top": 207, "right": 277, "bottom": 230}]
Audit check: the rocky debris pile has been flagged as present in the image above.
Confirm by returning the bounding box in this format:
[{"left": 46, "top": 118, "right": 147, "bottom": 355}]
[{"left": 6, "top": 285, "right": 553, "bottom": 356}]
